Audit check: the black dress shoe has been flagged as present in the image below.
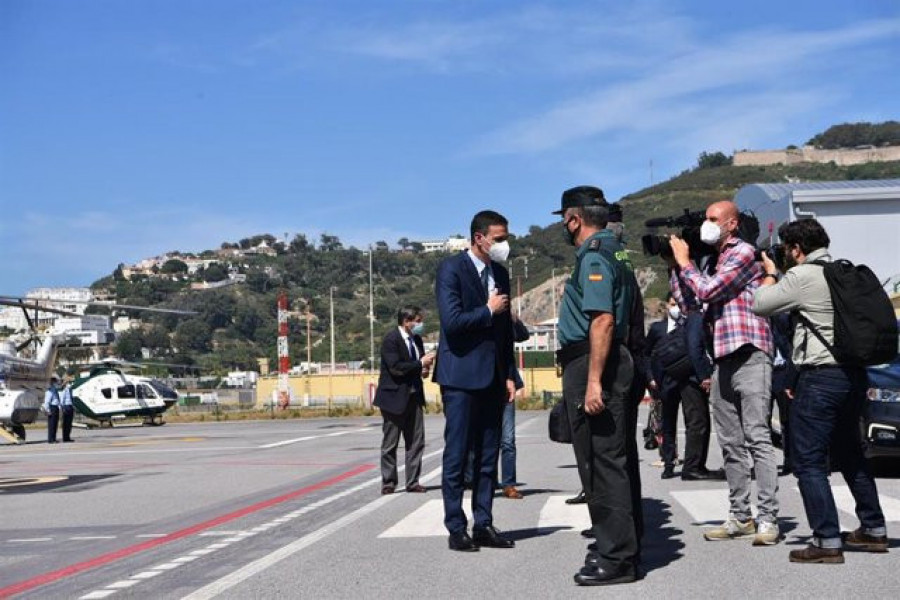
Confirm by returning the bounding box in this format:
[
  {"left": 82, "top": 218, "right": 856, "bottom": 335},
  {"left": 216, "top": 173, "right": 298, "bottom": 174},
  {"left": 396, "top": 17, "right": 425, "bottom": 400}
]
[
  {"left": 381, "top": 484, "right": 395, "bottom": 495},
  {"left": 581, "top": 528, "right": 595, "bottom": 539},
  {"left": 565, "top": 491, "right": 587, "bottom": 505},
  {"left": 661, "top": 466, "right": 676, "bottom": 479},
  {"left": 574, "top": 563, "right": 636, "bottom": 586},
  {"left": 448, "top": 532, "right": 479, "bottom": 552},
  {"left": 472, "top": 526, "right": 515, "bottom": 548},
  {"left": 700, "top": 468, "right": 726, "bottom": 480},
  {"left": 681, "top": 470, "right": 714, "bottom": 481}
]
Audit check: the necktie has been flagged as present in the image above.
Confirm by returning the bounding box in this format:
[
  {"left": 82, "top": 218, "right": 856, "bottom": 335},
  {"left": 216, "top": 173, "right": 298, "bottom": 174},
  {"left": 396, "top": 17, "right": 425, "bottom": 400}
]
[
  {"left": 408, "top": 337, "right": 417, "bottom": 360},
  {"left": 481, "top": 266, "right": 490, "bottom": 296}
]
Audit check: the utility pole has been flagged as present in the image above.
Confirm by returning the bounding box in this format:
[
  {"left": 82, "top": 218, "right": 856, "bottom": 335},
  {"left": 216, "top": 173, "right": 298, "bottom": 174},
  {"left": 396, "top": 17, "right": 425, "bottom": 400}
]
[{"left": 551, "top": 268, "right": 560, "bottom": 351}]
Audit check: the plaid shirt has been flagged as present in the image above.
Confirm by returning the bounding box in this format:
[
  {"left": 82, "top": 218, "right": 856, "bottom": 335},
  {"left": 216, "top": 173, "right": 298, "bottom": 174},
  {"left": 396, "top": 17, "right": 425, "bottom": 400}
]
[{"left": 670, "top": 238, "right": 773, "bottom": 360}]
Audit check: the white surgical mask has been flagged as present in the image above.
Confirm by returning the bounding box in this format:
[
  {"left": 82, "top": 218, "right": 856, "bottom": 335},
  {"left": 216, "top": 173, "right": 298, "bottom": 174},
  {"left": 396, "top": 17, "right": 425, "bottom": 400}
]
[
  {"left": 488, "top": 240, "right": 510, "bottom": 262},
  {"left": 411, "top": 322, "right": 424, "bottom": 336},
  {"left": 700, "top": 221, "right": 722, "bottom": 245},
  {"left": 667, "top": 305, "right": 681, "bottom": 321}
]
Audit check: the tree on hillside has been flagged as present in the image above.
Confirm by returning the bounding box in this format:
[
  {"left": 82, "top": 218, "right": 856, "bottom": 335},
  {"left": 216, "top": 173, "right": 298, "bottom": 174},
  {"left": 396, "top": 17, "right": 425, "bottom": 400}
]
[
  {"left": 319, "top": 233, "right": 343, "bottom": 252},
  {"left": 410, "top": 241, "right": 424, "bottom": 253},
  {"left": 160, "top": 259, "right": 188, "bottom": 275},
  {"left": 115, "top": 330, "right": 144, "bottom": 361},
  {"left": 289, "top": 234, "right": 310, "bottom": 253},
  {"left": 808, "top": 121, "right": 900, "bottom": 149},
  {"left": 696, "top": 151, "right": 733, "bottom": 169},
  {"left": 201, "top": 263, "right": 229, "bottom": 282},
  {"left": 397, "top": 237, "right": 410, "bottom": 251},
  {"left": 174, "top": 319, "right": 213, "bottom": 353},
  {"left": 374, "top": 240, "right": 389, "bottom": 252}
]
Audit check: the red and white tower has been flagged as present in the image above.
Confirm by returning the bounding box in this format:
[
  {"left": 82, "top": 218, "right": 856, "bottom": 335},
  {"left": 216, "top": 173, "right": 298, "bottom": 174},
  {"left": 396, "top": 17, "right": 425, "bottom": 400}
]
[{"left": 277, "top": 291, "right": 291, "bottom": 409}]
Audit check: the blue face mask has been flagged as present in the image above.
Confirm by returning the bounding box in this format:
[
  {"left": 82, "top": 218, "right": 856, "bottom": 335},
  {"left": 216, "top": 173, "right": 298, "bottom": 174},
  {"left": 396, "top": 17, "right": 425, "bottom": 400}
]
[{"left": 411, "top": 322, "right": 425, "bottom": 336}]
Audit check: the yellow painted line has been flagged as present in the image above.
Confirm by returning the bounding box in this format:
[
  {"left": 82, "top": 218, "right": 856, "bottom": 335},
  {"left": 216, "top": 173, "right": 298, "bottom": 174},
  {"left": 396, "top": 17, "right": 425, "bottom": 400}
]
[{"left": 0, "top": 476, "right": 68, "bottom": 489}]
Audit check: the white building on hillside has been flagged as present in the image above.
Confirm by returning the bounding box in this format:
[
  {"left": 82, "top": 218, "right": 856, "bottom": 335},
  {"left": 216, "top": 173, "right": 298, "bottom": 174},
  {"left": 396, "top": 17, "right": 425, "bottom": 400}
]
[{"left": 0, "top": 287, "right": 91, "bottom": 332}]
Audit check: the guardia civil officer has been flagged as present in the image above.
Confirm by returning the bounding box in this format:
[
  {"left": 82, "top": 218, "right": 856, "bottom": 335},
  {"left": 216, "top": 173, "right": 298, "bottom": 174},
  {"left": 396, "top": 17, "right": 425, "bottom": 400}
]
[
  {"left": 43, "top": 375, "right": 62, "bottom": 443},
  {"left": 554, "top": 186, "right": 638, "bottom": 586}
]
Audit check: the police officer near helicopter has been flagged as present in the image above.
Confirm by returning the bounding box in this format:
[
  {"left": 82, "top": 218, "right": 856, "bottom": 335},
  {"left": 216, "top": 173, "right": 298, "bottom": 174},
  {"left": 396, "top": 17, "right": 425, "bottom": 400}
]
[{"left": 554, "top": 185, "right": 638, "bottom": 586}]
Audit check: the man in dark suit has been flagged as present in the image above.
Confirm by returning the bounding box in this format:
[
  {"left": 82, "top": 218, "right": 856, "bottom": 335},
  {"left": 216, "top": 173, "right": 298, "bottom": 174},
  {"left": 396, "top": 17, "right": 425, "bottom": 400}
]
[
  {"left": 435, "top": 210, "right": 520, "bottom": 552},
  {"left": 646, "top": 293, "right": 720, "bottom": 481},
  {"left": 374, "top": 305, "right": 435, "bottom": 495}
]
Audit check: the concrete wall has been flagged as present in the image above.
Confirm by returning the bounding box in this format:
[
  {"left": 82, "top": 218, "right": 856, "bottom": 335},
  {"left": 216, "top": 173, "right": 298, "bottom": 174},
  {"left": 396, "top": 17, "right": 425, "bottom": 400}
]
[
  {"left": 733, "top": 146, "right": 900, "bottom": 167},
  {"left": 255, "top": 368, "right": 564, "bottom": 408}
]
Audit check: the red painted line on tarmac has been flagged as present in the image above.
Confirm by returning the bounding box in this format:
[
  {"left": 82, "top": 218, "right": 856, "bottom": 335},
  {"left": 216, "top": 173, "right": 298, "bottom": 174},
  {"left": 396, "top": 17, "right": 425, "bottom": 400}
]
[{"left": 0, "top": 463, "right": 374, "bottom": 598}]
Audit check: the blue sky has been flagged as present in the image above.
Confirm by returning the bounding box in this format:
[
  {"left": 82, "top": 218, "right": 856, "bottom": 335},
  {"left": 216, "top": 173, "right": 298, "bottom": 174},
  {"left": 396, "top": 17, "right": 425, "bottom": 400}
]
[{"left": 2, "top": 0, "right": 898, "bottom": 295}]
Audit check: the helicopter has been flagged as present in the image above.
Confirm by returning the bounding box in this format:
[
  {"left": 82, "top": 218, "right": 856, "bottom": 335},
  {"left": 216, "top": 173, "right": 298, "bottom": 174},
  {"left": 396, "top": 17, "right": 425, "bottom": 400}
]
[
  {"left": 0, "top": 295, "right": 194, "bottom": 443},
  {"left": 70, "top": 360, "right": 182, "bottom": 427}
]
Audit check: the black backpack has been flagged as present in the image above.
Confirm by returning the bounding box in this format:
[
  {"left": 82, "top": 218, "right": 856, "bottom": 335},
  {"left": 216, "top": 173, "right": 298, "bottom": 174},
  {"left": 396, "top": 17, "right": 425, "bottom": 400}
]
[
  {"left": 801, "top": 259, "right": 898, "bottom": 366},
  {"left": 650, "top": 325, "right": 694, "bottom": 381}
]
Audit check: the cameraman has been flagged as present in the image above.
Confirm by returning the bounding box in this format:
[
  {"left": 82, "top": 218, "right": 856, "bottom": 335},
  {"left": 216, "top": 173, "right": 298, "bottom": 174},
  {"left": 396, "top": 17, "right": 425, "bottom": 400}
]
[
  {"left": 669, "top": 200, "right": 779, "bottom": 546},
  {"left": 753, "top": 219, "right": 886, "bottom": 564}
]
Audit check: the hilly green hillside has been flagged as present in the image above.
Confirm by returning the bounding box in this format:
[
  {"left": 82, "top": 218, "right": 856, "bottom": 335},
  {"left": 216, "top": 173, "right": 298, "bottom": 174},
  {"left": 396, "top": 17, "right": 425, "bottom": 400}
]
[{"left": 90, "top": 158, "right": 900, "bottom": 374}]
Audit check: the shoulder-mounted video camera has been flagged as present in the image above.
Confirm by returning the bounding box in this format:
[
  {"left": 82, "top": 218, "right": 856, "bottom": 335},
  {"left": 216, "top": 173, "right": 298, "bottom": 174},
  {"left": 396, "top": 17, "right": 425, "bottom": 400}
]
[{"left": 641, "top": 208, "right": 772, "bottom": 264}]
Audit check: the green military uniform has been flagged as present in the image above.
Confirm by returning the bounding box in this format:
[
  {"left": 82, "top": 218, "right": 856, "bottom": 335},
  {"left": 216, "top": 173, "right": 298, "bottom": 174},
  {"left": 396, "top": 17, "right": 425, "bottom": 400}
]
[
  {"left": 557, "top": 230, "right": 638, "bottom": 578},
  {"left": 558, "top": 232, "right": 629, "bottom": 345}
]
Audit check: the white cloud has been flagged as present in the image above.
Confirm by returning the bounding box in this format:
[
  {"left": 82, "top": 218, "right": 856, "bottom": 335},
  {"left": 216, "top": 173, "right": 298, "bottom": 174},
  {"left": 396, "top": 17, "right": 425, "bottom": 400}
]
[{"left": 470, "top": 18, "right": 900, "bottom": 155}]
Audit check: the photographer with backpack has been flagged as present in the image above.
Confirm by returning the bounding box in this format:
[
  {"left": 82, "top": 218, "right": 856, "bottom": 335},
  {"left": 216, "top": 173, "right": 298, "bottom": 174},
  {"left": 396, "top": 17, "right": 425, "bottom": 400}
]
[{"left": 753, "top": 218, "right": 892, "bottom": 564}]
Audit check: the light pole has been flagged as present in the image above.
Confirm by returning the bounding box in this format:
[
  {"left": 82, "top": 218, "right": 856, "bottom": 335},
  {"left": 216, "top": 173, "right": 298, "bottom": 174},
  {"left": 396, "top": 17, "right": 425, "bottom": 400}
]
[
  {"left": 551, "top": 268, "right": 560, "bottom": 351},
  {"left": 367, "top": 247, "right": 375, "bottom": 374},
  {"left": 329, "top": 286, "right": 336, "bottom": 412},
  {"left": 329, "top": 286, "right": 336, "bottom": 373}
]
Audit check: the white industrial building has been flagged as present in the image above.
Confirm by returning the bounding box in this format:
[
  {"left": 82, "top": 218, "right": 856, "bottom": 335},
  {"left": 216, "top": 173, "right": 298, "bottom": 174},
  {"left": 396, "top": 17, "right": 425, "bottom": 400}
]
[
  {"left": 734, "top": 178, "right": 900, "bottom": 285},
  {"left": 51, "top": 315, "right": 115, "bottom": 345}
]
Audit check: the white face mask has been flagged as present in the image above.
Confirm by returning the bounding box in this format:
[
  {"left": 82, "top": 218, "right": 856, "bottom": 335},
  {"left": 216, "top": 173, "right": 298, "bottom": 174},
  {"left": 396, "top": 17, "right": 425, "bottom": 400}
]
[
  {"left": 667, "top": 305, "right": 681, "bottom": 320},
  {"left": 487, "top": 240, "right": 510, "bottom": 262},
  {"left": 700, "top": 221, "right": 722, "bottom": 245}
]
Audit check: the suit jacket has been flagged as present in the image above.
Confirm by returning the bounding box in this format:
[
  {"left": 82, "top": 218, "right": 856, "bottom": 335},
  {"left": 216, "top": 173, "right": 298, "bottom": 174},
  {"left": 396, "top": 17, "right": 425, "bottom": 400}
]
[
  {"left": 433, "top": 251, "right": 517, "bottom": 391},
  {"left": 373, "top": 327, "right": 426, "bottom": 415}
]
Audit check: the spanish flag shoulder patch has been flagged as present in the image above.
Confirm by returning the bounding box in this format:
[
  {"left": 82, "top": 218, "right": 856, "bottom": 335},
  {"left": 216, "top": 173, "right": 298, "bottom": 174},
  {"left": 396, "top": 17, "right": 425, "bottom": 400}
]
[{"left": 588, "top": 274, "right": 603, "bottom": 282}]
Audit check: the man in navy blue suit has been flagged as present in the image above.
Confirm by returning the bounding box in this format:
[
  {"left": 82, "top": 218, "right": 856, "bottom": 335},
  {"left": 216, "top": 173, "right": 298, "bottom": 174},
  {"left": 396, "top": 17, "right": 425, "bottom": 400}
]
[{"left": 434, "top": 210, "right": 520, "bottom": 552}]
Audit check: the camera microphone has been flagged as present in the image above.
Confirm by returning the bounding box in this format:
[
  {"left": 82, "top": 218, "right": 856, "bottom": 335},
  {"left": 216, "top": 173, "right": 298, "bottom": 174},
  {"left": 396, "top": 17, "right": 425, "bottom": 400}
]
[{"left": 644, "top": 217, "right": 673, "bottom": 227}]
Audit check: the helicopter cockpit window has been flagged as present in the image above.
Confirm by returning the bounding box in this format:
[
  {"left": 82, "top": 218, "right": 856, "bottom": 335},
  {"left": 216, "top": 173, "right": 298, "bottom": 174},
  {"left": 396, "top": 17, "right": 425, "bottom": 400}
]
[
  {"left": 101, "top": 388, "right": 112, "bottom": 399},
  {"left": 138, "top": 384, "right": 155, "bottom": 399},
  {"left": 117, "top": 384, "right": 136, "bottom": 399}
]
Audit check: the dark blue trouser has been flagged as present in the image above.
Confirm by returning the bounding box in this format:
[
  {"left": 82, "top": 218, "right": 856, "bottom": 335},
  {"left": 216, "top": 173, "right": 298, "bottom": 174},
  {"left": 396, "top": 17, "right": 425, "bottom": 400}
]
[
  {"left": 46, "top": 406, "right": 60, "bottom": 443},
  {"left": 791, "top": 366, "right": 886, "bottom": 548},
  {"left": 441, "top": 383, "right": 504, "bottom": 534},
  {"left": 499, "top": 400, "right": 516, "bottom": 487}
]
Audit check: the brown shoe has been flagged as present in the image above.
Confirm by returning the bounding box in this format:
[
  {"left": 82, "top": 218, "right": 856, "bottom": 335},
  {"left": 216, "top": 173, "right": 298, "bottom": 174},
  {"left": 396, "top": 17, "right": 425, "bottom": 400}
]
[
  {"left": 502, "top": 485, "right": 523, "bottom": 499},
  {"left": 381, "top": 484, "right": 395, "bottom": 495},
  {"left": 406, "top": 484, "right": 427, "bottom": 493},
  {"left": 789, "top": 544, "right": 844, "bottom": 564},
  {"left": 842, "top": 528, "right": 889, "bottom": 553}
]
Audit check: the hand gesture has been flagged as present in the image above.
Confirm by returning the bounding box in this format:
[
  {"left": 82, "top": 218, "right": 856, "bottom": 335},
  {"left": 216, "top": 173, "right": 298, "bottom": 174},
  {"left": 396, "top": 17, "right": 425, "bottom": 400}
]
[
  {"left": 488, "top": 289, "right": 509, "bottom": 314},
  {"left": 584, "top": 380, "right": 605, "bottom": 415},
  {"left": 421, "top": 351, "right": 436, "bottom": 369},
  {"left": 760, "top": 250, "right": 777, "bottom": 275},
  {"left": 669, "top": 235, "right": 691, "bottom": 268},
  {"left": 700, "top": 378, "right": 711, "bottom": 394},
  {"left": 506, "top": 379, "right": 516, "bottom": 403}
]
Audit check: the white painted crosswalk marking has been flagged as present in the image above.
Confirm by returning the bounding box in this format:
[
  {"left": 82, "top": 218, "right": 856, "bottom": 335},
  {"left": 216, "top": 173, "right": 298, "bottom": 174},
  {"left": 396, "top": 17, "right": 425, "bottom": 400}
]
[
  {"left": 379, "top": 499, "right": 467, "bottom": 538},
  {"left": 669, "top": 489, "right": 749, "bottom": 524},
  {"left": 832, "top": 485, "right": 900, "bottom": 522},
  {"left": 536, "top": 495, "right": 591, "bottom": 532}
]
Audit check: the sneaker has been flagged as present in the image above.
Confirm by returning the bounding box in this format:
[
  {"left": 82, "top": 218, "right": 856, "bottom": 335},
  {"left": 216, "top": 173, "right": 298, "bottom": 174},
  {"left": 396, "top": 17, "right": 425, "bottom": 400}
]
[
  {"left": 704, "top": 518, "right": 756, "bottom": 541},
  {"left": 753, "top": 521, "right": 781, "bottom": 546},
  {"left": 842, "top": 528, "right": 889, "bottom": 553}
]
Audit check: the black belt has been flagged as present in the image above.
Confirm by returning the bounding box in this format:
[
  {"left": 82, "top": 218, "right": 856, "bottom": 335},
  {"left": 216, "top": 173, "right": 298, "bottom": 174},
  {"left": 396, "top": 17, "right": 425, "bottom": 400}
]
[{"left": 555, "top": 339, "right": 624, "bottom": 369}]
